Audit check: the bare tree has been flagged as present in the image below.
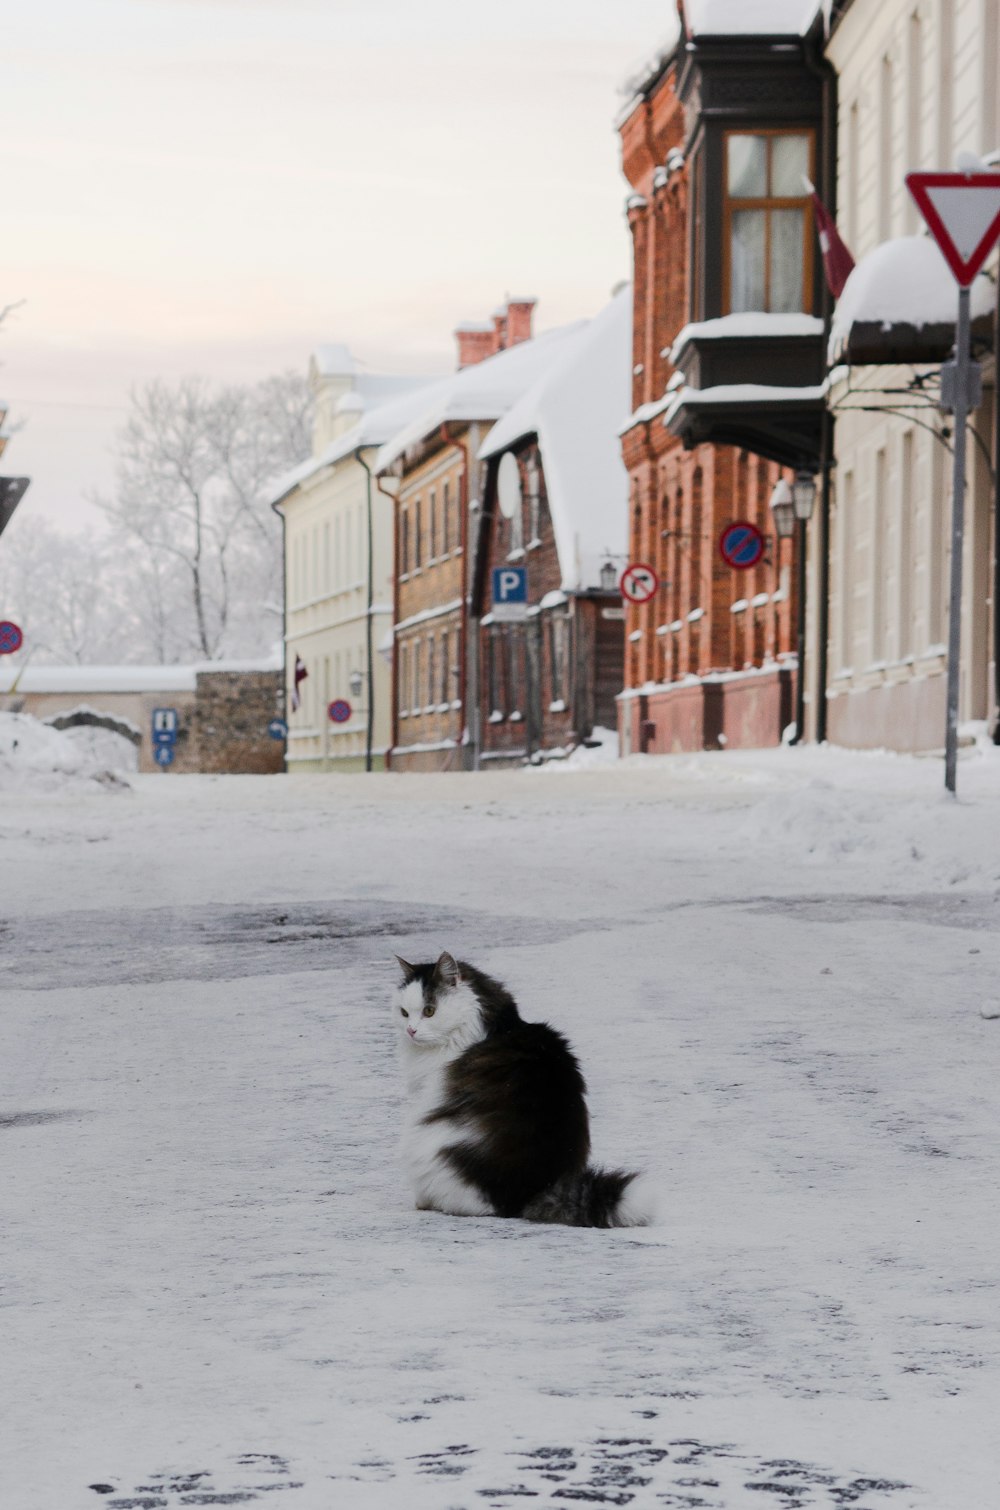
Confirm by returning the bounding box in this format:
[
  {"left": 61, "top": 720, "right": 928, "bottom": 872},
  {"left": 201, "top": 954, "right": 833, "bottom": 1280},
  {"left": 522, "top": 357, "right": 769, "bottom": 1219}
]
[{"left": 97, "top": 370, "right": 312, "bottom": 660}]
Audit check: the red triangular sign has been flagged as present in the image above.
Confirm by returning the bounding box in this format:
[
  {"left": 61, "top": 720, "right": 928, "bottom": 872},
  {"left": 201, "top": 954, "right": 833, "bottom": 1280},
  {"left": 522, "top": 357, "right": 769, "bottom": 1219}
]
[{"left": 906, "top": 171, "right": 1000, "bottom": 285}]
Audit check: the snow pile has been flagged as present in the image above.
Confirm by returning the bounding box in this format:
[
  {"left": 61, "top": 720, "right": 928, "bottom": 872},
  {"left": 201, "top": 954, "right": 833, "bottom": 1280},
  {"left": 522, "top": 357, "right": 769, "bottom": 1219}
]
[
  {"left": 530, "top": 725, "right": 620, "bottom": 772},
  {"left": 684, "top": 0, "right": 820, "bottom": 36},
  {"left": 829, "top": 235, "right": 995, "bottom": 360},
  {"left": 0, "top": 712, "right": 130, "bottom": 791}
]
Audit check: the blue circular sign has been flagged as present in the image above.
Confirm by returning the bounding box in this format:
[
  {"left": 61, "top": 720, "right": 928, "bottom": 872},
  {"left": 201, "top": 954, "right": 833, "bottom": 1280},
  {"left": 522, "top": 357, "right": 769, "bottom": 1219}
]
[
  {"left": 268, "top": 718, "right": 288, "bottom": 741},
  {"left": 0, "top": 619, "right": 24, "bottom": 655},
  {"left": 328, "top": 699, "right": 352, "bottom": 725},
  {"left": 719, "top": 520, "right": 765, "bottom": 570}
]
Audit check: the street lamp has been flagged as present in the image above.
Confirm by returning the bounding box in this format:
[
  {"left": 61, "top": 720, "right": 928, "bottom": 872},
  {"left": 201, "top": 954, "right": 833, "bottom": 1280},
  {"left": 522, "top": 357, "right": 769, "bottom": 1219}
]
[
  {"left": 600, "top": 558, "right": 619, "bottom": 593},
  {"left": 349, "top": 668, "right": 364, "bottom": 699},
  {"left": 769, "top": 478, "right": 796, "bottom": 539},
  {"left": 792, "top": 471, "right": 817, "bottom": 522}
]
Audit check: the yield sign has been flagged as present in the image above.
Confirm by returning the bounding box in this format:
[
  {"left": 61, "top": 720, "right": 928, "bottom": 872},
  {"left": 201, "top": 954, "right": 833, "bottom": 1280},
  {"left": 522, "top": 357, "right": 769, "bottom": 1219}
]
[{"left": 905, "top": 171, "right": 1000, "bottom": 285}]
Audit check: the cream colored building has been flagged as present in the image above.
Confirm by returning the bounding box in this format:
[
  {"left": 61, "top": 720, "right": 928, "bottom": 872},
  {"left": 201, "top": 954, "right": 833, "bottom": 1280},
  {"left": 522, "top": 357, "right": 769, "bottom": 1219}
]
[
  {"left": 271, "top": 347, "right": 436, "bottom": 771},
  {"left": 814, "top": 0, "right": 999, "bottom": 749}
]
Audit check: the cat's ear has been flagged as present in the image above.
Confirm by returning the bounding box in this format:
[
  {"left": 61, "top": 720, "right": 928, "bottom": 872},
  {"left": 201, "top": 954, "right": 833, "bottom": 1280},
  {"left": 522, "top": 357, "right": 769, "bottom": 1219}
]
[
  {"left": 435, "top": 951, "right": 460, "bottom": 988},
  {"left": 394, "top": 954, "right": 417, "bottom": 983}
]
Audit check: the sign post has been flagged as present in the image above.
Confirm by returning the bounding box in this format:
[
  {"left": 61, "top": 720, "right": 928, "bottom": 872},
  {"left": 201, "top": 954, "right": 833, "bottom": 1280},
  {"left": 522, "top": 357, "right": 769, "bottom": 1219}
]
[{"left": 906, "top": 170, "right": 1000, "bottom": 793}]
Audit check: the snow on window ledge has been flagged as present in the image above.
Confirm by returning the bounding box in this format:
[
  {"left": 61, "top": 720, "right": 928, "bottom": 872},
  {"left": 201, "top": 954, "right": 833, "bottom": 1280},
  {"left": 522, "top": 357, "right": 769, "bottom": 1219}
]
[
  {"left": 548, "top": 699, "right": 567, "bottom": 713},
  {"left": 488, "top": 710, "right": 504, "bottom": 724},
  {"left": 507, "top": 547, "right": 526, "bottom": 562},
  {"left": 509, "top": 711, "right": 524, "bottom": 723}
]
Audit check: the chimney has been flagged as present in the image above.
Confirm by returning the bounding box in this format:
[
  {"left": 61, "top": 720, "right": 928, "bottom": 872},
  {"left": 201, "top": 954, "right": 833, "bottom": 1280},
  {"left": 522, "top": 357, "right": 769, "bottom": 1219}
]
[
  {"left": 506, "top": 298, "right": 536, "bottom": 347},
  {"left": 454, "top": 296, "right": 537, "bottom": 367},
  {"left": 455, "top": 322, "right": 496, "bottom": 369}
]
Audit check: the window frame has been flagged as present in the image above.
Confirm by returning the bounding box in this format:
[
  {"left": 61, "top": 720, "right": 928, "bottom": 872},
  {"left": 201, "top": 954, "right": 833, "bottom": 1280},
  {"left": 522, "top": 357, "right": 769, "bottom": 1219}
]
[{"left": 722, "top": 127, "right": 816, "bottom": 316}]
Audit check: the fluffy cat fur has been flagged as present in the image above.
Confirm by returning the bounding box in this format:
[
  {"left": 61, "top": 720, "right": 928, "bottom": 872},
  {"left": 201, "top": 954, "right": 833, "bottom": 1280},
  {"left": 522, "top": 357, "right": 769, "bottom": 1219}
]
[{"left": 392, "top": 951, "right": 655, "bottom": 1228}]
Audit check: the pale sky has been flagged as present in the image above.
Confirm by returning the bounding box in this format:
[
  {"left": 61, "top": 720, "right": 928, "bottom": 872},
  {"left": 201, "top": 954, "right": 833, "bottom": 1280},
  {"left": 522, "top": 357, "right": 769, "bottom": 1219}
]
[{"left": 1, "top": 0, "right": 676, "bottom": 532}]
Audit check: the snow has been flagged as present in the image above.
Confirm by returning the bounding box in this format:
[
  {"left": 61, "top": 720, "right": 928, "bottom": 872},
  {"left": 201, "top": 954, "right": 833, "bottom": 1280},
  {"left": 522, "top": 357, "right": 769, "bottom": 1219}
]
[
  {"left": 670, "top": 313, "right": 824, "bottom": 364},
  {"left": 829, "top": 236, "right": 996, "bottom": 362},
  {"left": 684, "top": 0, "right": 821, "bottom": 35},
  {"left": 478, "top": 288, "right": 631, "bottom": 593},
  {"left": 271, "top": 377, "right": 442, "bottom": 505},
  {"left": 5, "top": 656, "right": 282, "bottom": 694},
  {"left": 5, "top": 744, "right": 1000, "bottom": 1508},
  {"left": 374, "top": 323, "right": 586, "bottom": 477},
  {"left": 0, "top": 711, "right": 132, "bottom": 791},
  {"left": 665, "top": 383, "right": 828, "bottom": 425}
]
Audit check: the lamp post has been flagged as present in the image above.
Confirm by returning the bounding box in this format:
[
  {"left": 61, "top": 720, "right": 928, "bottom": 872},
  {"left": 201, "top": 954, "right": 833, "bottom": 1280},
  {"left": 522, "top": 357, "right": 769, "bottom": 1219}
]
[
  {"left": 778, "top": 472, "right": 817, "bottom": 745},
  {"left": 348, "top": 668, "right": 371, "bottom": 772}
]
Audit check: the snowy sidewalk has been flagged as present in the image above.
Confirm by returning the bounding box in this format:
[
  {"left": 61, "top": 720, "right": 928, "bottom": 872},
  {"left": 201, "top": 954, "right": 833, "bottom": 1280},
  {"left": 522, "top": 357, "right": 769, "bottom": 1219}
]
[{"left": 3, "top": 745, "right": 1000, "bottom": 1509}]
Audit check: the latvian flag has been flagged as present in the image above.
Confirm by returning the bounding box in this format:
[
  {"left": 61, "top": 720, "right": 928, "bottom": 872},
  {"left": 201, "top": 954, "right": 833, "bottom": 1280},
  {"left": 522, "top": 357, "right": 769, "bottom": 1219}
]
[
  {"left": 290, "top": 654, "right": 308, "bottom": 712},
  {"left": 804, "top": 177, "right": 855, "bottom": 299}
]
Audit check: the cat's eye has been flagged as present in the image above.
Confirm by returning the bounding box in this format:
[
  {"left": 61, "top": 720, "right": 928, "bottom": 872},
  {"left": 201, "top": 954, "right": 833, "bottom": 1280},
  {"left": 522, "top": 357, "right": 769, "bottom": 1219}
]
[
  {"left": 423, "top": 1005, "right": 436, "bottom": 1018},
  {"left": 400, "top": 1008, "right": 409, "bottom": 1018}
]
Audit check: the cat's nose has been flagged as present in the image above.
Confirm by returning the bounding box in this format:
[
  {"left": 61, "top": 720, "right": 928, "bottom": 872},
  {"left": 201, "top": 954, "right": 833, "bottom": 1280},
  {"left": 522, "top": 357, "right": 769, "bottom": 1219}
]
[{"left": 407, "top": 1025, "right": 417, "bottom": 1038}]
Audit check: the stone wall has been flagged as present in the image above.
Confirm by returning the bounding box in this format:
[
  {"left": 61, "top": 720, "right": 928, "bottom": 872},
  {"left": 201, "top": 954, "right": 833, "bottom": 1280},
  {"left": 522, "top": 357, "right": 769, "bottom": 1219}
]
[{"left": 193, "top": 669, "right": 285, "bottom": 774}]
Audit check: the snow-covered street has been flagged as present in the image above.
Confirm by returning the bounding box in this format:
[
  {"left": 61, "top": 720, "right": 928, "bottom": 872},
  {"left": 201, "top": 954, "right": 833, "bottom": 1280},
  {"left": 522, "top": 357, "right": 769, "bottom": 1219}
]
[{"left": 4, "top": 747, "right": 1000, "bottom": 1510}]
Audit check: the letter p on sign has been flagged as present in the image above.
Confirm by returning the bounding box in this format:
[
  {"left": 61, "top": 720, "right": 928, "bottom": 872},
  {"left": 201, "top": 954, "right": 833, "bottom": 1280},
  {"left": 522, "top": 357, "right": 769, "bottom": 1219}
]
[{"left": 491, "top": 564, "right": 528, "bottom": 620}]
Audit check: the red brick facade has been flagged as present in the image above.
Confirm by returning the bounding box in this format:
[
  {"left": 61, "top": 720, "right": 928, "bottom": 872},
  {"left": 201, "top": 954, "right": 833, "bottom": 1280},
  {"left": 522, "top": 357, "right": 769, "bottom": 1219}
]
[
  {"left": 476, "top": 441, "right": 623, "bottom": 765},
  {"left": 618, "top": 60, "right": 798, "bottom": 754},
  {"left": 390, "top": 439, "right": 468, "bottom": 772}
]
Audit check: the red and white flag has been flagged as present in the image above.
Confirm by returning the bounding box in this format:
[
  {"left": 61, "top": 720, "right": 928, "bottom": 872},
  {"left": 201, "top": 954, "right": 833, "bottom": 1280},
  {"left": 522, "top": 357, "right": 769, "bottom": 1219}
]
[
  {"left": 290, "top": 654, "right": 308, "bottom": 712},
  {"left": 804, "top": 177, "right": 855, "bottom": 299}
]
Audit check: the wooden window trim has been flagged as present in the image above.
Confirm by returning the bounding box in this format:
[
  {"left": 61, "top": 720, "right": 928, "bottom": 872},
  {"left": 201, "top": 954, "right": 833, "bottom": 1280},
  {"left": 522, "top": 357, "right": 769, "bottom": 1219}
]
[{"left": 721, "top": 128, "right": 816, "bottom": 315}]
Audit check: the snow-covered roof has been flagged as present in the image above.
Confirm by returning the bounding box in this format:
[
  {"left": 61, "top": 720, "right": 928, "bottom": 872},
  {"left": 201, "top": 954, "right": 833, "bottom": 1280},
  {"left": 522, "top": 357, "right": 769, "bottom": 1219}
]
[
  {"left": 478, "top": 287, "right": 631, "bottom": 595},
  {"left": 670, "top": 313, "right": 823, "bottom": 363},
  {"left": 829, "top": 236, "right": 996, "bottom": 362},
  {"left": 270, "top": 376, "right": 443, "bottom": 505},
  {"left": 9, "top": 656, "right": 282, "bottom": 695},
  {"left": 683, "top": 0, "right": 821, "bottom": 35},
  {"left": 374, "top": 324, "right": 585, "bottom": 477}
]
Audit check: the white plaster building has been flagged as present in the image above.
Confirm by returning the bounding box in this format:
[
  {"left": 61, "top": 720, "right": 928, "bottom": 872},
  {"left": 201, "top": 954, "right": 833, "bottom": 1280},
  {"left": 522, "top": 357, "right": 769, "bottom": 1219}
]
[
  {"left": 271, "top": 348, "right": 436, "bottom": 771},
  {"left": 817, "top": 0, "right": 1000, "bottom": 749}
]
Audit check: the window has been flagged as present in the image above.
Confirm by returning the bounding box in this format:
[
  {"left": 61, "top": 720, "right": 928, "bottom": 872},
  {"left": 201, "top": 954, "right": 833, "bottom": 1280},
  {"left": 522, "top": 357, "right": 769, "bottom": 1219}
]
[
  {"left": 400, "top": 508, "right": 409, "bottom": 575},
  {"left": 413, "top": 496, "right": 422, "bottom": 570},
  {"left": 429, "top": 489, "right": 437, "bottom": 560},
  {"left": 487, "top": 627, "right": 502, "bottom": 719},
  {"left": 442, "top": 480, "right": 451, "bottom": 553},
  {"left": 724, "top": 131, "right": 813, "bottom": 313},
  {"left": 547, "top": 613, "right": 569, "bottom": 709},
  {"left": 439, "top": 630, "right": 450, "bottom": 705},
  {"left": 399, "top": 643, "right": 409, "bottom": 715},
  {"left": 427, "top": 637, "right": 436, "bottom": 710},
  {"left": 526, "top": 458, "right": 541, "bottom": 544},
  {"left": 411, "top": 641, "right": 421, "bottom": 713}
]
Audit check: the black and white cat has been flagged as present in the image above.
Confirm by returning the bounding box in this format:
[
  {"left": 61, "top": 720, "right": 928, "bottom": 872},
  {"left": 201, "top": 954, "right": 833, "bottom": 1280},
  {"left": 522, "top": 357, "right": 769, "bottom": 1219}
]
[{"left": 392, "top": 951, "right": 656, "bottom": 1228}]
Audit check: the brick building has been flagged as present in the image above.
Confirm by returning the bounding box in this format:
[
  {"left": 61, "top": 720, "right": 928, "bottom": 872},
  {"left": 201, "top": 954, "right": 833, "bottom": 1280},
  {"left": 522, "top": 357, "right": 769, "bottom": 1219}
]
[
  {"left": 474, "top": 289, "right": 630, "bottom": 764},
  {"left": 375, "top": 300, "right": 581, "bottom": 771},
  {"left": 616, "top": 7, "right": 828, "bottom": 753}
]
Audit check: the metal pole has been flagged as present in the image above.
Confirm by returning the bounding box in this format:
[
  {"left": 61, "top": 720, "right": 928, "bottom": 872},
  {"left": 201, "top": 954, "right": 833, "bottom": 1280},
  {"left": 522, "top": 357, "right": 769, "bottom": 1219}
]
[
  {"left": 355, "top": 448, "right": 375, "bottom": 774},
  {"left": 792, "top": 516, "right": 808, "bottom": 743},
  {"left": 944, "top": 285, "right": 971, "bottom": 794}
]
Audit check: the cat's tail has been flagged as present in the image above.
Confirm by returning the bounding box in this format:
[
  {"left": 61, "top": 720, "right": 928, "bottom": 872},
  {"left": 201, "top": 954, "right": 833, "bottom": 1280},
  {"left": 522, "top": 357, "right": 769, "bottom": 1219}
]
[{"left": 522, "top": 1166, "right": 659, "bottom": 1229}]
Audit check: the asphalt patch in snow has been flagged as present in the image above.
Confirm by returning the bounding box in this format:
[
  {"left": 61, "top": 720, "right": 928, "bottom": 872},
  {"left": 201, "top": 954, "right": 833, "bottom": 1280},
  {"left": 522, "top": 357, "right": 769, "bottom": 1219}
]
[
  {"left": 90, "top": 1439, "right": 910, "bottom": 1508},
  {"left": 0, "top": 899, "right": 589, "bottom": 991}
]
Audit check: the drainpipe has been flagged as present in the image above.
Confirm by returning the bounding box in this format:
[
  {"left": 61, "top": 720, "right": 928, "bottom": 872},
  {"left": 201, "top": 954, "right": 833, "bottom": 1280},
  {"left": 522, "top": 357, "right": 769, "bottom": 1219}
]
[
  {"left": 269, "top": 493, "right": 289, "bottom": 773},
  {"left": 439, "top": 421, "right": 474, "bottom": 769},
  {"left": 993, "top": 271, "right": 1000, "bottom": 741},
  {"left": 803, "top": 27, "right": 838, "bottom": 744},
  {"left": 354, "top": 447, "right": 375, "bottom": 773},
  {"left": 376, "top": 471, "right": 400, "bottom": 770}
]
